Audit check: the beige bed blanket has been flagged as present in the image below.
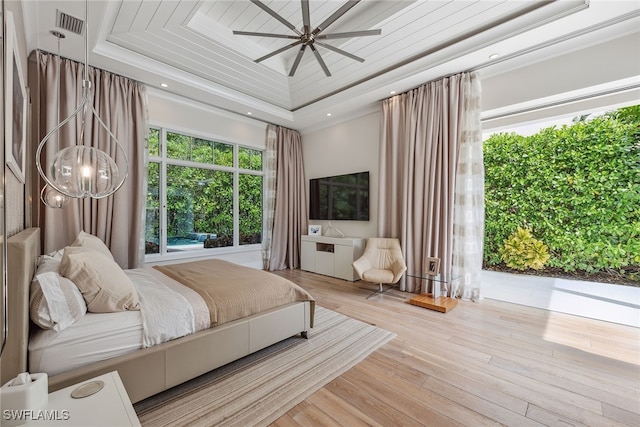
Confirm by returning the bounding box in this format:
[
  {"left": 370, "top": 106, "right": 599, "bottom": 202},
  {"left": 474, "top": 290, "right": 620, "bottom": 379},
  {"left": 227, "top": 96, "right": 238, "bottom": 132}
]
[{"left": 154, "top": 259, "right": 314, "bottom": 328}]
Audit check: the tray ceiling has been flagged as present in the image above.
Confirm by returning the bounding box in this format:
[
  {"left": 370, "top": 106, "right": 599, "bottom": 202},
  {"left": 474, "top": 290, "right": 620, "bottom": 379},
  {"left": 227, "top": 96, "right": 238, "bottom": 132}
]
[{"left": 25, "top": 1, "right": 640, "bottom": 132}]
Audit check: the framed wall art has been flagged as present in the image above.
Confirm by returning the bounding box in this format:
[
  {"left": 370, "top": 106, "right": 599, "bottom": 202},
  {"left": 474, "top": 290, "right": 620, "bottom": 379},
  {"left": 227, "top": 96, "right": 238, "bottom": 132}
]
[
  {"left": 5, "top": 11, "right": 27, "bottom": 183},
  {"left": 0, "top": 5, "right": 6, "bottom": 360}
]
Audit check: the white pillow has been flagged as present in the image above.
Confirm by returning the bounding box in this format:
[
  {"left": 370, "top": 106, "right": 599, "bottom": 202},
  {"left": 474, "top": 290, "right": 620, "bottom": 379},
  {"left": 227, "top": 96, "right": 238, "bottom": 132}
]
[
  {"left": 60, "top": 246, "right": 140, "bottom": 313},
  {"left": 72, "top": 231, "right": 114, "bottom": 261},
  {"left": 35, "top": 253, "right": 61, "bottom": 274},
  {"left": 45, "top": 249, "right": 64, "bottom": 261},
  {"left": 30, "top": 256, "right": 87, "bottom": 331},
  {"left": 30, "top": 272, "right": 87, "bottom": 332}
]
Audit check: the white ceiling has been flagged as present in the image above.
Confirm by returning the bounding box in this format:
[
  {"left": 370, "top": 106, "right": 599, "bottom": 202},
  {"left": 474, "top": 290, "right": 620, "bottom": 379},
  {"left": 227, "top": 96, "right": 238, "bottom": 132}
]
[{"left": 23, "top": 0, "right": 640, "bottom": 133}]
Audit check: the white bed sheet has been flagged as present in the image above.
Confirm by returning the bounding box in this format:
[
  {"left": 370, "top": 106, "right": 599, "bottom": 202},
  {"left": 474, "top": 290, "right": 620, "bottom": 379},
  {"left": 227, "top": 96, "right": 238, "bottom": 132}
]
[
  {"left": 29, "top": 310, "right": 143, "bottom": 375},
  {"left": 28, "top": 267, "right": 211, "bottom": 376}
]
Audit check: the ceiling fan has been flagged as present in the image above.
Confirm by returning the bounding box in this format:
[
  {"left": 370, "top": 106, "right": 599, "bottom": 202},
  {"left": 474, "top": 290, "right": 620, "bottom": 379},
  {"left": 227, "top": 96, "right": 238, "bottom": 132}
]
[{"left": 233, "top": 0, "right": 382, "bottom": 77}]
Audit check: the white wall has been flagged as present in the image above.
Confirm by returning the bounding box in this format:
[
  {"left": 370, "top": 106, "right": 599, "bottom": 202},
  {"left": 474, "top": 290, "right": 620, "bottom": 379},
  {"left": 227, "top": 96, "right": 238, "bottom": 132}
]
[
  {"left": 147, "top": 89, "right": 267, "bottom": 149},
  {"left": 301, "top": 112, "right": 380, "bottom": 239}
]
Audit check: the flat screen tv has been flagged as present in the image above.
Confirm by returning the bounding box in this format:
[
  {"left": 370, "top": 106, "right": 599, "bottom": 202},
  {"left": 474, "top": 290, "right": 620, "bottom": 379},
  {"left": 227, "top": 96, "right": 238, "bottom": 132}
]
[{"left": 309, "top": 171, "right": 369, "bottom": 221}]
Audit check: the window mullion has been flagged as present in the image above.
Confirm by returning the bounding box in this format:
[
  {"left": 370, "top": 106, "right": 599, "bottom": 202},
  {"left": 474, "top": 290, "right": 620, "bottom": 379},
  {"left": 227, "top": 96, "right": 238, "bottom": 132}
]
[
  {"left": 160, "top": 128, "right": 168, "bottom": 255},
  {"left": 233, "top": 145, "right": 239, "bottom": 247},
  {"left": 166, "top": 158, "right": 235, "bottom": 173}
]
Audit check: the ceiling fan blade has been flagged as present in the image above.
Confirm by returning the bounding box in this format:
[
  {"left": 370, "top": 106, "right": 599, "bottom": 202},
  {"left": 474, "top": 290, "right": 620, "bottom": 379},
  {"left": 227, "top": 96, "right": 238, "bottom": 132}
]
[
  {"left": 255, "top": 40, "right": 303, "bottom": 63},
  {"left": 249, "top": 0, "right": 302, "bottom": 36},
  {"left": 289, "top": 45, "right": 307, "bottom": 77},
  {"left": 317, "top": 29, "right": 382, "bottom": 39},
  {"left": 233, "top": 31, "right": 299, "bottom": 39},
  {"left": 301, "top": 0, "right": 311, "bottom": 34},
  {"left": 315, "top": 41, "right": 364, "bottom": 62},
  {"left": 310, "top": 44, "right": 331, "bottom": 77},
  {"left": 312, "top": 0, "right": 360, "bottom": 36}
]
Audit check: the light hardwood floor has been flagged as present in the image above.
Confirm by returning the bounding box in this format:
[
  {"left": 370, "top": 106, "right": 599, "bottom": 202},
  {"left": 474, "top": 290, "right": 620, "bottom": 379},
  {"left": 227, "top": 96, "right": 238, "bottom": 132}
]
[{"left": 272, "top": 269, "right": 640, "bottom": 427}]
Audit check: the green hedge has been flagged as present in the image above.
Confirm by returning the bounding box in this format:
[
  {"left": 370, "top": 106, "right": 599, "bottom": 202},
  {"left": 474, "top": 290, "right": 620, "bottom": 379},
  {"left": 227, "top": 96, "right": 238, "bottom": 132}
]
[{"left": 483, "top": 106, "right": 640, "bottom": 280}]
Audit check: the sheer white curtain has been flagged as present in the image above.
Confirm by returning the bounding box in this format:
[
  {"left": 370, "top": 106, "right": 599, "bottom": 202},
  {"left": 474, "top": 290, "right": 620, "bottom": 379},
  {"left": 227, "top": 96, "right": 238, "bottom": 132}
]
[
  {"left": 379, "top": 72, "right": 483, "bottom": 298},
  {"left": 261, "top": 125, "right": 278, "bottom": 270},
  {"left": 452, "top": 74, "right": 484, "bottom": 300},
  {"left": 36, "top": 52, "right": 148, "bottom": 268}
]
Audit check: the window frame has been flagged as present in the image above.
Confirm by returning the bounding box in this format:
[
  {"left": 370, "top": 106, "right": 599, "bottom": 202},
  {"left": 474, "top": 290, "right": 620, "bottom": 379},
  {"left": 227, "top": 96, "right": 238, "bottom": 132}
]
[{"left": 145, "top": 125, "right": 264, "bottom": 263}]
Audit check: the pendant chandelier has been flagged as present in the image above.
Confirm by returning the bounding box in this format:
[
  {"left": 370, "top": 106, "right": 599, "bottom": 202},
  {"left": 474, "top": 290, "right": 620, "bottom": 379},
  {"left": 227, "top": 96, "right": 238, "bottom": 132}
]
[{"left": 36, "top": 0, "right": 128, "bottom": 201}]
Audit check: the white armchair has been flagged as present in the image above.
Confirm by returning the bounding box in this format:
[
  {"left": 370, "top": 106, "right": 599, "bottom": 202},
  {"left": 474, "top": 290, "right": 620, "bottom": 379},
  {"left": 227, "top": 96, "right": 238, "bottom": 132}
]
[{"left": 352, "top": 238, "right": 407, "bottom": 298}]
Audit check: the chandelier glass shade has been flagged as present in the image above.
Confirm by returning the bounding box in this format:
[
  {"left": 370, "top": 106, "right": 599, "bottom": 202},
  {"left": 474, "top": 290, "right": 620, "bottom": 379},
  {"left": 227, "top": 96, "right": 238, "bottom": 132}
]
[
  {"left": 48, "top": 145, "right": 120, "bottom": 198},
  {"left": 41, "top": 184, "right": 71, "bottom": 209}
]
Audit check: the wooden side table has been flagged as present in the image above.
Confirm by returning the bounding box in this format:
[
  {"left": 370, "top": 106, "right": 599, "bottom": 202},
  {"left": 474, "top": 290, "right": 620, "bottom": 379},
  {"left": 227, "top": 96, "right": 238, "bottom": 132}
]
[
  {"left": 406, "top": 272, "right": 460, "bottom": 313},
  {"left": 21, "top": 371, "right": 140, "bottom": 426}
]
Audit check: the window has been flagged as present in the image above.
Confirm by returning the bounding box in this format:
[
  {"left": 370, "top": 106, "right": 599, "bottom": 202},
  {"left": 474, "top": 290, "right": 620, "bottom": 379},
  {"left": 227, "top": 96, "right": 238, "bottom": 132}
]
[{"left": 145, "top": 127, "right": 263, "bottom": 257}]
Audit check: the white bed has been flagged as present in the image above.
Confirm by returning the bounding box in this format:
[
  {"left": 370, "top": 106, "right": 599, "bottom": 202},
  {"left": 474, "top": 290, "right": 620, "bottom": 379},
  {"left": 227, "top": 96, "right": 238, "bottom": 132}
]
[
  {"left": 29, "top": 310, "right": 143, "bottom": 376},
  {"left": 29, "top": 266, "right": 217, "bottom": 375},
  {"left": 2, "top": 228, "right": 314, "bottom": 403}
]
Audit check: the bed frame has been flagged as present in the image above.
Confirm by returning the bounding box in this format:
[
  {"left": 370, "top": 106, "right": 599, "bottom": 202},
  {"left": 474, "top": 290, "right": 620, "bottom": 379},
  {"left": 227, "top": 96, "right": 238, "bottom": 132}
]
[{"left": 2, "top": 228, "right": 311, "bottom": 403}]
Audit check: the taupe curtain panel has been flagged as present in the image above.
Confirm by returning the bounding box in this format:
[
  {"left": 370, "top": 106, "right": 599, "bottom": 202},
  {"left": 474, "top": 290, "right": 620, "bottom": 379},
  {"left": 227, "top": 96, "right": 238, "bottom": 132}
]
[
  {"left": 36, "top": 51, "right": 148, "bottom": 269},
  {"left": 379, "top": 72, "right": 483, "bottom": 296},
  {"left": 263, "top": 125, "right": 308, "bottom": 271}
]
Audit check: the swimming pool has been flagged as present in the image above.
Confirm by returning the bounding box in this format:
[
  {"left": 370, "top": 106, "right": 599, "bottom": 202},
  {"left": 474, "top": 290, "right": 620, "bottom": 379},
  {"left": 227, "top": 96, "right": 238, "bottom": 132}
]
[
  {"left": 167, "top": 233, "right": 216, "bottom": 245},
  {"left": 163, "top": 234, "right": 216, "bottom": 252},
  {"left": 167, "top": 237, "right": 202, "bottom": 246}
]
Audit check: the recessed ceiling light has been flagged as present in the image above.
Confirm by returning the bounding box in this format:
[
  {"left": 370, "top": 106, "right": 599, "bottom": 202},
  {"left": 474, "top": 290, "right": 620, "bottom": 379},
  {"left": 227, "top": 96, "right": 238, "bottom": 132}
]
[
  {"left": 489, "top": 53, "right": 500, "bottom": 60},
  {"left": 326, "top": 113, "right": 332, "bottom": 117},
  {"left": 390, "top": 90, "right": 396, "bottom": 95},
  {"left": 247, "top": 112, "right": 252, "bottom": 115},
  {"left": 160, "top": 83, "right": 168, "bottom": 88}
]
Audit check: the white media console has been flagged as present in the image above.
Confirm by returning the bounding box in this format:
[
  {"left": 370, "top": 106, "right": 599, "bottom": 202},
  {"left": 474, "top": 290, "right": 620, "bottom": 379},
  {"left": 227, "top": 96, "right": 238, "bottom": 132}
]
[{"left": 301, "top": 235, "right": 366, "bottom": 281}]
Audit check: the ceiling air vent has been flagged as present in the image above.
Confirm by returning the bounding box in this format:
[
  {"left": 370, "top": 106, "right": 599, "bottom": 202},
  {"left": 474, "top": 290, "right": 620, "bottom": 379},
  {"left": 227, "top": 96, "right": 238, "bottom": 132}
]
[{"left": 56, "top": 9, "right": 84, "bottom": 35}]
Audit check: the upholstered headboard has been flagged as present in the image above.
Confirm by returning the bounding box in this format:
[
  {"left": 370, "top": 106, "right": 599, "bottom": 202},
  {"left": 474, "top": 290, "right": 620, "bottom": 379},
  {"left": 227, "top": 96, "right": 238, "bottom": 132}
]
[{"left": 1, "top": 228, "right": 40, "bottom": 385}]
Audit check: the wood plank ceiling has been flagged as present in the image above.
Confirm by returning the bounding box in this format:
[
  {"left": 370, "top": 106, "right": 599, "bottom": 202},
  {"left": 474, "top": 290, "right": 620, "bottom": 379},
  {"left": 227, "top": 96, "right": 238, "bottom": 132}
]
[
  {"left": 104, "top": 0, "right": 578, "bottom": 109},
  {"left": 27, "top": 1, "right": 640, "bottom": 131}
]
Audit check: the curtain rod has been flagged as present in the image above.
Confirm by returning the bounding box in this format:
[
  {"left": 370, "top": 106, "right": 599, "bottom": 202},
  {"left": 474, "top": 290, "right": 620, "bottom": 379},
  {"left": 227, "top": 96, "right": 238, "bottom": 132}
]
[{"left": 35, "top": 49, "right": 143, "bottom": 86}]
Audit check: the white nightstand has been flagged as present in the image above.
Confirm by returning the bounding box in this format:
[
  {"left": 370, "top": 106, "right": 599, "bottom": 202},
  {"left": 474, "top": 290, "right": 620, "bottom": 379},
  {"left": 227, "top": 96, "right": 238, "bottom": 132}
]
[{"left": 22, "top": 371, "right": 140, "bottom": 426}]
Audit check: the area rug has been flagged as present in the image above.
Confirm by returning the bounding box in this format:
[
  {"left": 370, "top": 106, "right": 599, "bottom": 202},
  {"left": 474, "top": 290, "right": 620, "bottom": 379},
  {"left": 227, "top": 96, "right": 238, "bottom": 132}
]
[{"left": 134, "top": 306, "right": 396, "bottom": 426}]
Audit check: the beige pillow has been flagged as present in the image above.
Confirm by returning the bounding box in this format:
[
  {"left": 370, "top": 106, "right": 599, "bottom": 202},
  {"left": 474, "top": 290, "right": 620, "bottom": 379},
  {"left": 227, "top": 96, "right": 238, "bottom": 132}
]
[
  {"left": 72, "top": 231, "right": 114, "bottom": 261},
  {"left": 60, "top": 246, "right": 140, "bottom": 313}
]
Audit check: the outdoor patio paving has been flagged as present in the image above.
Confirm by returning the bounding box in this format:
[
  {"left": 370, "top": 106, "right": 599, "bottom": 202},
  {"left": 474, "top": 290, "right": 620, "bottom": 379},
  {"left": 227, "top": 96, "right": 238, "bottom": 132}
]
[{"left": 481, "top": 270, "right": 640, "bottom": 328}]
